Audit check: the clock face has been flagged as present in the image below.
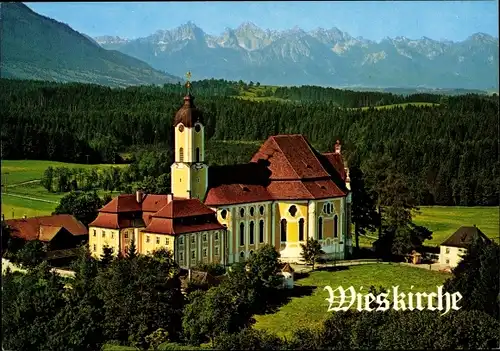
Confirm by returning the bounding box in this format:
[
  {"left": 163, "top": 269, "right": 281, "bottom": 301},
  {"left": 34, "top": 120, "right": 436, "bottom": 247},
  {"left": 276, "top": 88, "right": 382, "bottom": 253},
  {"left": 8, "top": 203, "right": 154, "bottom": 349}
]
[
  {"left": 195, "top": 124, "right": 201, "bottom": 132},
  {"left": 178, "top": 125, "right": 185, "bottom": 132}
]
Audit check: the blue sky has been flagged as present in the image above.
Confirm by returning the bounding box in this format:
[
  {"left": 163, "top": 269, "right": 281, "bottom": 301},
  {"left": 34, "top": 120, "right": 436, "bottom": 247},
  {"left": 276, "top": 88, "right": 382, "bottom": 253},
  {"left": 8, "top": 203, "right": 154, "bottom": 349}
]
[{"left": 26, "top": 1, "right": 498, "bottom": 42}]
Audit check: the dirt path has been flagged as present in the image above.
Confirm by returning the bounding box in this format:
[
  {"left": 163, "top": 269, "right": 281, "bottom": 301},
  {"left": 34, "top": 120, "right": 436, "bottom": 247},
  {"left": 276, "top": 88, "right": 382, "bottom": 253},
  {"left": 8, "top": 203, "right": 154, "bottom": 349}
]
[
  {"left": 5, "top": 180, "right": 40, "bottom": 187},
  {"left": 2, "top": 192, "right": 58, "bottom": 204}
]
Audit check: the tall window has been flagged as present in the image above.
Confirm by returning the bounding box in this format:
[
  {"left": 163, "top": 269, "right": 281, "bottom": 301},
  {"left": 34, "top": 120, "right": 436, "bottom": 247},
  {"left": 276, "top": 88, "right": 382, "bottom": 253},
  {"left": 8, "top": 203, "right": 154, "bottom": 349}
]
[
  {"left": 299, "top": 218, "right": 305, "bottom": 241},
  {"left": 280, "top": 219, "right": 287, "bottom": 242},
  {"left": 196, "top": 147, "right": 200, "bottom": 162},
  {"left": 249, "top": 221, "right": 255, "bottom": 244},
  {"left": 240, "top": 222, "right": 245, "bottom": 246},
  {"left": 259, "top": 220, "right": 264, "bottom": 243},
  {"left": 179, "top": 147, "right": 184, "bottom": 162},
  {"left": 334, "top": 215, "right": 338, "bottom": 238},
  {"left": 318, "top": 217, "right": 323, "bottom": 240}
]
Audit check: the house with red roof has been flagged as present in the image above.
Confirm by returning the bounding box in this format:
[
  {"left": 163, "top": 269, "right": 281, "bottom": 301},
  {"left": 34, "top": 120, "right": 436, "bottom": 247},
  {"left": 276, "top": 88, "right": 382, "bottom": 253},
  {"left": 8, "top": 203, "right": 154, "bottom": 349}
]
[
  {"left": 89, "top": 92, "right": 352, "bottom": 267},
  {"left": 4, "top": 214, "right": 88, "bottom": 263}
]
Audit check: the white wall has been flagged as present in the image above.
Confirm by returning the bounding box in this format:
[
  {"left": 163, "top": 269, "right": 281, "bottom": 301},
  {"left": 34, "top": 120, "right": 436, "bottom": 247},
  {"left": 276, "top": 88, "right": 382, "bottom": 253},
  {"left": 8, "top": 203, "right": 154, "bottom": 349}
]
[{"left": 439, "top": 245, "right": 467, "bottom": 268}]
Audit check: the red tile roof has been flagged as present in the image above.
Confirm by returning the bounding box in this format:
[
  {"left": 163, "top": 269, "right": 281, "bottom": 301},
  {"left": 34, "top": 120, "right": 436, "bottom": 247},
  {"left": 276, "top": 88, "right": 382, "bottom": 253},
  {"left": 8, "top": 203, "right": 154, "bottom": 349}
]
[
  {"left": 204, "top": 184, "right": 272, "bottom": 207},
  {"left": 92, "top": 193, "right": 217, "bottom": 232},
  {"left": 322, "top": 152, "right": 346, "bottom": 180},
  {"left": 144, "top": 218, "right": 224, "bottom": 235},
  {"left": 88, "top": 213, "right": 120, "bottom": 229},
  {"left": 142, "top": 194, "right": 170, "bottom": 212},
  {"left": 5, "top": 214, "right": 88, "bottom": 241},
  {"left": 205, "top": 134, "right": 349, "bottom": 206},
  {"left": 251, "top": 135, "right": 331, "bottom": 180},
  {"left": 153, "top": 198, "right": 215, "bottom": 219},
  {"left": 98, "top": 194, "right": 170, "bottom": 214},
  {"left": 100, "top": 195, "right": 141, "bottom": 213}
]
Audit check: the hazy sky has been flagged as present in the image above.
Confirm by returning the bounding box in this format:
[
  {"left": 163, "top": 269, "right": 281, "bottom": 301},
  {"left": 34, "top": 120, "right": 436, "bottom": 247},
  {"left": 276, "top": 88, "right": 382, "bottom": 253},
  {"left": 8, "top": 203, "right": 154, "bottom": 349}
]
[{"left": 26, "top": 1, "right": 498, "bottom": 42}]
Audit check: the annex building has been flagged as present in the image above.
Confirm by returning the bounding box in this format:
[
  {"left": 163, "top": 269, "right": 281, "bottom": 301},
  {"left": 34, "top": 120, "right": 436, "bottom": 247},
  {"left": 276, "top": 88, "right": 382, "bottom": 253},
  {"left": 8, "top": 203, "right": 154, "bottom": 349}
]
[{"left": 89, "top": 93, "right": 352, "bottom": 267}]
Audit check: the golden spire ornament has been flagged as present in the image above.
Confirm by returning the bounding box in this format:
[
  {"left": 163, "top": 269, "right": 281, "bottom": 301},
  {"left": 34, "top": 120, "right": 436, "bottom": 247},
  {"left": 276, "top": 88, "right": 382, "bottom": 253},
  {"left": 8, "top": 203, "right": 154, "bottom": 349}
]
[{"left": 185, "top": 71, "right": 192, "bottom": 95}]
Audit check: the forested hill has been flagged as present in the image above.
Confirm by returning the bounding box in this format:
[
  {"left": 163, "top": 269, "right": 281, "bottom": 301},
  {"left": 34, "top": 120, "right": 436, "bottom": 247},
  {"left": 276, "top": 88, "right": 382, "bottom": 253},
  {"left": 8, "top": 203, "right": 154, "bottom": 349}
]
[
  {"left": 0, "top": 3, "right": 180, "bottom": 87},
  {"left": 1, "top": 78, "right": 498, "bottom": 206}
]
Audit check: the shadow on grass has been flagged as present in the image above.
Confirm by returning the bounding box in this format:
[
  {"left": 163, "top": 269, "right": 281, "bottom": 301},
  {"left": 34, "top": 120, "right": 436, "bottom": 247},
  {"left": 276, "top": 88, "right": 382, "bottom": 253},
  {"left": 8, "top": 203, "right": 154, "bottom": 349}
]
[
  {"left": 294, "top": 271, "right": 310, "bottom": 280},
  {"left": 259, "top": 285, "right": 316, "bottom": 315}
]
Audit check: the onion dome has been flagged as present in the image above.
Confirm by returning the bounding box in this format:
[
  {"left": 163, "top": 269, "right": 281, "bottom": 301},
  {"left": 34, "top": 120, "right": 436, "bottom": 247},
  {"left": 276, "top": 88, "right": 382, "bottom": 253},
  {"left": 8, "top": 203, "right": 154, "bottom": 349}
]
[{"left": 173, "top": 94, "right": 203, "bottom": 127}]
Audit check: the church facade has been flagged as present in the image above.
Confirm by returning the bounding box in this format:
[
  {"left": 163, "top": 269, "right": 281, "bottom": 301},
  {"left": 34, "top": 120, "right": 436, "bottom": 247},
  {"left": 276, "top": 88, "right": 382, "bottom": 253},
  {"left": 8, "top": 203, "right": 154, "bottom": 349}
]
[{"left": 89, "top": 93, "right": 352, "bottom": 267}]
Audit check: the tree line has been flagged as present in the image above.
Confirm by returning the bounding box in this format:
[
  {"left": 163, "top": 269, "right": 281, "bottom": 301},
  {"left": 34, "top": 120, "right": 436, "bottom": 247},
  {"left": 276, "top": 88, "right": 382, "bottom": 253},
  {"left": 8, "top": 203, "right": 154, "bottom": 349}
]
[
  {"left": 1, "top": 78, "right": 498, "bottom": 206},
  {"left": 272, "top": 85, "right": 444, "bottom": 107}
]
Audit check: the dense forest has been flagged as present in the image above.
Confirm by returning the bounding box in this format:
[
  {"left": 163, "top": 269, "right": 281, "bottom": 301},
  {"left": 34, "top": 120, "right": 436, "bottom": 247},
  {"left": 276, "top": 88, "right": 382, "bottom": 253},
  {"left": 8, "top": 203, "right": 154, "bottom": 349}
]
[{"left": 1, "top": 78, "right": 498, "bottom": 206}]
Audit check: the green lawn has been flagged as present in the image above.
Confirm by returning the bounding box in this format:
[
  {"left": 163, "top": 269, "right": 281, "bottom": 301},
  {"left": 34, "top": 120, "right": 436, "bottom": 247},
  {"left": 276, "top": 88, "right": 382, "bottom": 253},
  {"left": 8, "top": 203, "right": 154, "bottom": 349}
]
[
  {"left": 1, "top": 160, "right": 127, "bottom": 220},
  {"left": 357, "top": 206, "right": 499, "bottom": 248},
  {"left": 357, "top": 102, "right": 440, "bottom": 111},
  {"left": 2, "top": 160, "right": 125, "bottom": 185},
  {"left": 1, "top": 193, "right": 58, "bottom": 219},
  {"left": 413, "top": 206, "right": 499, "bottom": 246},
  {"left": 253, "top": 264, "right": 450, "bottom": 338},
  {"left": 235, "top": 85, "right": 292, "bottom": 103}
]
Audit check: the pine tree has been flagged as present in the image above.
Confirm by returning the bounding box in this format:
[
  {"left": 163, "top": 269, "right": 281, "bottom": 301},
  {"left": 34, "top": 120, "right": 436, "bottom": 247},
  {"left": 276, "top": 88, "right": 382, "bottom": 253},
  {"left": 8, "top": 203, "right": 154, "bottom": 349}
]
[
  {"left": 100, "top": 246, "right": 114, "bottom": 267},
  {"left": 126, "top": 238, "right": 137, "bottom": 259},
  {"left": 349, "top": 165, "right": 380, "bottom": 252}
]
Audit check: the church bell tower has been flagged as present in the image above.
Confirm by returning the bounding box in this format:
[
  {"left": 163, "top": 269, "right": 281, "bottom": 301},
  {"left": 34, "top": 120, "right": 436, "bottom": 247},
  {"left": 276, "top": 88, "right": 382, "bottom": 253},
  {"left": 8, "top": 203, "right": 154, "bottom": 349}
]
[{"left": 171, "top": 73, "right": 208, "bottom": 201}]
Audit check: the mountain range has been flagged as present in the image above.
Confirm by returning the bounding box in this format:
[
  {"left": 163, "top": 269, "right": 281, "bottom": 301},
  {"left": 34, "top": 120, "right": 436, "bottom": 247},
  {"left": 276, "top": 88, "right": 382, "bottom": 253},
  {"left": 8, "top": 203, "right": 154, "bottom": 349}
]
[
  {"left": 0, "top": 3, "right": 180, "bottom": 87},
  {"left": 96, "top": 22, "right": 499, "bottom": 90}
]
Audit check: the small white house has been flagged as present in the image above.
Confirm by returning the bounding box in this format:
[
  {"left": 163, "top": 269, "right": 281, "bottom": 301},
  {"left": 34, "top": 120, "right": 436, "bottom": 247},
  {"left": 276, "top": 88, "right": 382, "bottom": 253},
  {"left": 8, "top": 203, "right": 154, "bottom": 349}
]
[
  {"left": 439, "top": 225, "right": 490, "bottom": 268},
  {"left": 280, "top": 262, "right": 295, "bottom": 289}
]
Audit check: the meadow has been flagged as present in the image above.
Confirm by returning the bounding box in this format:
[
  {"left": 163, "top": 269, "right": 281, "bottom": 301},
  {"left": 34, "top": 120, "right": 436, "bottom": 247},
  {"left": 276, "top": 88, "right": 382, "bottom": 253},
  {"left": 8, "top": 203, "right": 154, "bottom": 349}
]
[
  {"left": 357, "top": 206, "right": 499, "bottom": 248},
  {"left": 253, "top": 263, "right": 450, "bottom": 338},
  {"left": 358, "top": 102, "right": 440, "bottom": 110},
  {"left": 1, "top": 160, "right": 126, "bottom": 219}
]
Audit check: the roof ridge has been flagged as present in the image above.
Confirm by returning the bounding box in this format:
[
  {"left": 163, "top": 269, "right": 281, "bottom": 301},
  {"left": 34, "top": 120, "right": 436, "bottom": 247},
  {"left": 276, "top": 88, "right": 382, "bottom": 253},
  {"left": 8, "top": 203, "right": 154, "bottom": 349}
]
[
  {"left": 269, "top": 136, "right": 302, "bottom": 179},
  {"left": 302, "top": 136, "right": 331, "bottom": 177}
]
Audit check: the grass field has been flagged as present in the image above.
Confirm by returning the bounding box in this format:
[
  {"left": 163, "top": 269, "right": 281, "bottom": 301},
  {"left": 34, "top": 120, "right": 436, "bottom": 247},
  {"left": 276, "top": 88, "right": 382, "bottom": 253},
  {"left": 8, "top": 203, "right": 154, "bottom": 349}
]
[
  {"left": 357, "top": 206, "right": 499, "bottom": 248},
  {"left": 357, "top": 102, "right": 440, "bottom": 110},
  {"left": 2, "top": 160, "right": 125, "bottom": 185},
  {"left": 102, "top": 342, "right": 205, "bottom": 351},
  {"left": 235, "top": 85, "right": 293, "bottom": 103},
  {"left": 413, "top": 206, "right": 499, "bottom": 246},
  {"left": 1, "top": 160, "right": 126, "bottom": 220},
  {"left": 253, "top": 263, "right": 450, "bottom": 338}
]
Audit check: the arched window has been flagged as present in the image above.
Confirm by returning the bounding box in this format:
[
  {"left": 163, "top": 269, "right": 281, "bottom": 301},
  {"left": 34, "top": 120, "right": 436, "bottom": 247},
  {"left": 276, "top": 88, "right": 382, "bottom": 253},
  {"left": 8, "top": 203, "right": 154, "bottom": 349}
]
[
  {"left": 259, "top": 220, "right": 264, "bottom": 243},
  {"left": 299, "top": 218, "right": 305, "bottom": 241},
  {"left": 259, "top": 206, "right": 265, "bottom": 216},
  {"left": 249, "top": 221, "right": 255, "bottom": 244},
  {"left": 221, "top": 209, "right": 227, "bottom": 219},
  {"left": 288, "top": 205, "right": 297, "bottom": 217},
  {"left": 240, "top": 251, "right": 245, "bottom": 258},
  {"left": 179, "top": 147, "right": 184, "bottom": 162},
  {"left": 249, "top": 207, "right": 255, "bottom": 216},
  {"left": 334, "top": 215, "right": 338, "bottom": 238},
  {"left": 195, "top": 147, "right": 200, "bottom": 163},
  {"left": 240, "top": 208, "right": 245, "bottom": 218},
  {"left": 240, "top": 222, "right": 245, "bottom": 246},
  {"left": 318, "top": 217, "right": 323, "bottom": 240},
  {"left": 280, "top": 219, "right": 287, "bottom": 242}
]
